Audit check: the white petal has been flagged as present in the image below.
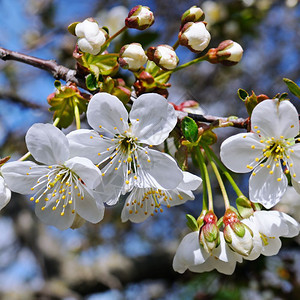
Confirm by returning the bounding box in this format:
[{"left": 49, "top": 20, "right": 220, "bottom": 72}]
[
  {"left": 75, "top": 188, "right": 104, "bottom": 223},
  {"left": 26, "top": 123, "right": 69, "bottom": 165},
  {"left": 64, "top": 157, "right": 102, "bottom": 189},
  {"left": 220, "top": 132, "right": 263, "bottom": 173},
  {"left": 121, "top": 188, "right": 155, "bottom": 223},
  {"left": 87, "top": 93, "right": 129, "bottom": 135},
  {"left": 251, "top": 100, "right": 299, "bottom": 139},
  {"left": 288, "top": 144, "right": 300, "bottom": 182},
  {"left": 166, "top": 189, "right": 195, "bottom": 206},
  {"left": 249, "top": 160, "right": 287, "bottom": 209},
  {"left": 138, "top": 149, "right": 183, "bottom": 190},
  {"left": 0, "top": 176, "right": 11, "bottom": 210},
  {"left": 35, "top": 194, "right": 75, "bottom": 230},
  {"left": 261, "top": 237, "right": 282, "bottom": 256},
  {"left": 1, "top": 161, "right": 47, "bottom": 194},
  {"left": 67, "top": 129, "right": 115, "bottom": 164},
  {"left": 172, "top": 231, "right": 208, "bottom": 273},
  {"left": 177, "top": 171, "right": 202, "bottom": 191},
  {"left": 130, "top": 93, "right": 177, "bottom": 145}
]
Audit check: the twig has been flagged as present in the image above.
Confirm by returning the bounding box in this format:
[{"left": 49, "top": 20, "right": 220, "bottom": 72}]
[{"left": 0, "top": 47, "right": 87, "bottom": 91}]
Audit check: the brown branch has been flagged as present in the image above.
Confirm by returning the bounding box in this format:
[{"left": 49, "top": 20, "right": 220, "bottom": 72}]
[
  {"left": 0, "top": 90, "right": 48, "bottom": 110},
  {"left": 0, "top": 47, "right": 87, "bottom": 91},
  {"left": 188, "top": 113, "right": 249, "bottom": 129}
]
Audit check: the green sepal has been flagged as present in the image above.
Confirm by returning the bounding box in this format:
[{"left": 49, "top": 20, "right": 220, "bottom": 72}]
[
  {"left": 278, "top": 92, "right": 289, "bottom": 101},
  {"left": 186, "top": 214, "right": 199, "bottom": 231},
  {"left": 231, "top": 221, "right": 246, "bottom": 238},
  {"left": 283, "top": 78, "right": 300, "bottom": 98},
  {"left": 85, "top": 73, "right": 99, "bottom": 91},
  {"left": 236, "top": 196, "right": 254, "bottom": 218},
  {"left": 47, "top": 84, "right": 89, "bottom": 129},
  {"left": 181, "top": 117, "right": 198, "bottom": 143},
  {"left": 68, "top": 22, "right": 79, "bottom": 35},
  {"left": 216, "top": 216, "right": 223, "bottom": 228},
  {"left": 237, "top": 88, "right": 249, "bottom": 101}
]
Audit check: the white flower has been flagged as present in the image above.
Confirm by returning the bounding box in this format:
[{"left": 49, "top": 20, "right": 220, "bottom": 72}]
[
  {"left": 179, "top": 22, "right": 211, "bottom": 52},
  {"left": 173, "top": 231, "right": 243, "bottom": 275},
  {"left": 1, "top": 124, "right": 104, "bottom": 230},
  {"left": 75, "top": 19, "right": 106, "bottom": 55},
  {"left": 217, "top": 40, "right": 243, "bottom": 64},
  {"left": 119, "top": 43, "right": 148, "bottom": 71},
  {"left": 156, "top": 45, "right": 179, "bottom": 70},
  {"left": 242, "top": 210, "right": 300, "bottom": 256},
  {"left": 121, "top": 171, "right": 202, "bottom": 223},
  {"left": 220, "top": 99, "right": 300, "bottom": 208},
  {"left": 0, "top": 175, "right": 11, "bottom": 210},
  {"left": 67, "top": 92, "right": 183, "bottom": 205},
  {"left": 125, "top": 5, "right": 155, "bottom": 30}
]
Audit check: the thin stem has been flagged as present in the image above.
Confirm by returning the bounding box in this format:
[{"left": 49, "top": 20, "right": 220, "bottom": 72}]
[
  {"left": 155, "top": 54, "right": 208, "bottom": 81},
  {"left": 204, "top": 144, "right": 244, "bottom": 198},
  {"left": 52, "top": 117, "right": 61, "bottom": 127},
  {"left": 74, "top": 102, "right": 81, "bottom": 130},
  {"left": 205, "top": 146, "right": 230, "bottom": 210},
  {"left": 102, "top": 26, "right": 127, "bottom": 48},
  {"left": 172, "top": 39, "right": 179, "bottom": 50},
  {"left": 194, "top": 145, "right": 212, "bottom": 211}
]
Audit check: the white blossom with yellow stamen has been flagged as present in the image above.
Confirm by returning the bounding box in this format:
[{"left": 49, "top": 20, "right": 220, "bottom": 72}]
[
  {"left": 121, "top": 171, "right": 202, "bottom": 223},
  {"left": 1, "top": 124, "right": 104, "bottom": 230},
  {"left": 67, "top": 92, "right": 183, "bottom": 205},
  {"left": 220, "top": 99, "right": 300, "bottom": 208}
]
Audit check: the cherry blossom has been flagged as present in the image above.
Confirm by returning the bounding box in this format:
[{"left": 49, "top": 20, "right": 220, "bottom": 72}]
[
  {"left": 220, "top": 99, "right": 300, "bottom": 208},
  {"left": 2, "top": 124, "right": 104, "bottom": 230},
  {"left": 67, "top": 92, "right": 183, "bottom": 205}
]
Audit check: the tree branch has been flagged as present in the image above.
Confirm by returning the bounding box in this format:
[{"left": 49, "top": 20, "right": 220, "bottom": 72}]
[{"left": 0, "top": 47, "right": 87, "bottom": 91}]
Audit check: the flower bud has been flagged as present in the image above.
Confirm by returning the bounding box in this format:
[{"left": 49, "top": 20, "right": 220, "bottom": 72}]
[
  {"left": 146, "top": 45, "right": 179, "bottom": 70},
  {"left": 223, "top": 209, "right": 254, "bottom": 256},
  {"left": 125, "top": 5, "right": 155, "bottom": 30},
  {"left": 118, "top": 43, "right": 148, "bottom": 71},
  {"left": 199, "top": 211, "right": 220, "bottom": 253},
  {"left": 75, "top": 19, "right": 107, "bottom": 55},
  {"left": 208, "top": 40, "right": 243, "bottom": 66},
  {"left": 181, "top": 6, "right": 205, "bottom": 26},
  {"left": 179, "top": 22, "right": 211, "bottom": 53}
]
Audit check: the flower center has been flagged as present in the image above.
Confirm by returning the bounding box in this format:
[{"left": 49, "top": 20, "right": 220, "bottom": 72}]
[{"left": 27, "top": 165, "right": 85, "bottom": 216}]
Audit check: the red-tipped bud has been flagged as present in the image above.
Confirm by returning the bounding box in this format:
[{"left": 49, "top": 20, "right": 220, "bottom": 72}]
[
  {"left": 119, "top": 43, "right": 148, "bottom": 71},
  {"left": 146, "top": 44, "right": 179, "bottom": 70},
  {"left": 181, "top": 6, "right": 205, "bottom": 26},
  {"left": 125, "top": 5, "right": 154, "bottom": 30}
]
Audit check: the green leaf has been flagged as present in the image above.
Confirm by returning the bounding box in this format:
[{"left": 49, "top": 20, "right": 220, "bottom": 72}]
[
  {"left": 68, "top": 22, "right": 79, "bottom": 36},
  {"left": 85, "top": 73, "right": 98, "bottom": 91},
  {"left": 54, "top": 80, "right": 62, "bottom": 90},
  {"left": 237, "top": 88, "right": 248, "bottom": 101},
  {"left": 283, "top": 78, "right": 300, "bottom": 98},
  {"left": 186, "top": 214, "right": 199, "bottom": 231},
  {"left": 201, "top": 130, "right": 217, "bottom": 145},
  {"left": 181, "top": 117, "right": 198, "bottom": 143}
]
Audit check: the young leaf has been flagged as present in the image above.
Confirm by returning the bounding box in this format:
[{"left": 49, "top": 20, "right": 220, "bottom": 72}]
[
  {"left": 283, "top": 78, "right": 300, "bottom": 98},
  {"left": 186, "top": 214, "right": 199, "bottom": 231},
  {"left": 181, "top": 117, "right": 198, "bottom": 143}
]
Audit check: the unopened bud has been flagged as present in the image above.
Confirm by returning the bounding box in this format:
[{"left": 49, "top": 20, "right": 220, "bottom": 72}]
[
  {"left": 146, "top": 45, "right": 179, "bottom": 70},
  {"left": 125, "top": 5, "right": 155, "bottom": 30},
  {"left": 199, "top": 211, "right": 220, "bottom": 253},
  {"left": 208, "top": 40, "right": 243, "bottom": 66},
  {"left": 223, "top": 209, "right": 253, "bottom": 256},
  {"left": 119, "top": 43, "right": 148, "bottom": 71},
  {"left": 75, "top": 19, "right": 107, "bottom": 55},
  {"left": 179, "top": 22, "right": 211, "bottom": 53},
  {"left": 181, "top": 6, "right": 205, "bottom": 26}
]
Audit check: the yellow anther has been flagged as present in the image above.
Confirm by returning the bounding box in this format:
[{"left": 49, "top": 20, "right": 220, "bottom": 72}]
[
  {"left": 48, "top": 166, "right": 52, "bottom": 169},
  {"left": 100, "top": 135, "right": 103, "bottom": 138},
  {"left": 287, "top": 155, "right": 290, "bottom": 159},
  {"left": 243, "top": 135, "right": 246, "bottom": 138},
  {"left": 255, "top": 158, "right": 259, "bottom": 162},
  {"left": 283, "top": 161, "right": 286, "bottom": 166},
  {"left": 126, "top": 180, "right": 130, "bottom": 184},
  {"left": 41, "top": 206, "right": 45, "bottom": 211},
  {"left": 291, "top": 125, "right": 295, "bottom": 128},
  {"left": 127, "top": 157, "right": 132, "bottom": 163},
  {"left": 276, "top": 163, "right": 279, "bottom": 167},
  {"left": 271, "top": 137, "right": 275, "bottom": 140},
  {"left": 99, "top": 125, "right": 102, "bottom": 128},
  {"left": 149, "top": 145, "right": 153, "bottom": 147},
  {"left": 178, "top": 195, "right": 184, "bottom": 200},
  {"left": 285, "top": 170, "right": 289, "bottom": 174},
  {"left": 62, "top": 195, "right": 66, "bottom": 200},
  {"left": 254, "top": 126, "right": 258, "bottom": 129},
  {"left": 293, "top": 173, "right": 297, "bottom": 178},
  {"left": 30, "top": 197, "right": 34, "bottom": 201},
  {"left": 114, "top": 127, "right": 117, "bottom": 130},
  {"left": 145, "top": 151, "right": 148, "bottom": 154},
  {"left": 290, "top": 163, "right": 293, "bottom": 167},
  {"left": 252, "top": 172, "right": 256, "bottom": 176},
  {"left": 98, "top": 153, "right": 101, "bottom": 156},
  {"left": 107, "top": 148, "right": 110, "bottom": 151},
  {"left": 260, "top": 140, "right": 264, "bottom": 143},
  {"left": 251, "top": 145, "right": 255, "bottom": 149},
  {"left": 52, "top": 193, "right": 56, "bottom": 197},
  {"left": 269, "top": 170, "right": 274, "bottom": 174},
  {"left": 260, "top": 164, "right": 264, "bottom": 167},
  {"left": 81, "top": 196, "right": 84, "bottom": 200},
  {"left": 290, "top": 149, "right": 294, "bottom": 153},
  {"left": 52, "top": 207, "right": 56, "bottom": 211},
  {"left": 69, "top": 200, "right": 72, "bottom": 204},
  {"left": 129, "top": 210, "right": 133, "bottom": 214},
  {"left": 90, "top": 136, "right": 93, "bottom": 139},
  {"left": 280, "top": 136, "right": 284, "bottom": 139},
  {"left": 134, "top": 176, "right": 138, "bottom": 180},
  {"left": 115, "top": 167, "right": 118, "bottom": 171},
  {"left": 127, "top": 170, "right": 131, "bottom": 175},
  {"left": 147, "top": 159, "right": 151, "bottom": 163},
  {"left": 277, "top": 178, "right": 282, "bottom": 182},
  {"left": 45, "top": 198, "right": 49, "bottom": 201},
  {"left": 136, "top": 119, "right": 139, "bottom": 121},
  {"left": 267, "top": 165, "right": 270, "bottom": 168},
  {"left": 102, "top": 173, "right": 105, "bottom": 176},
  {"left": 257, "top": 130, "right": 261, "bottom": 134},
  {"left": 26, "top": 173, "right": 29, "bottom": 175},
  {"left": 120, "top": 117, "right": 123, "bottom": 121},
  {"left": 77, "top": 193, "right": 81, "bottom": 196}
]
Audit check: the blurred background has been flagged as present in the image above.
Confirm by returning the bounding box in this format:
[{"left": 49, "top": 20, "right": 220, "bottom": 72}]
[{"left": 0, "top": 0, "right": 300, "bottom": 299}]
